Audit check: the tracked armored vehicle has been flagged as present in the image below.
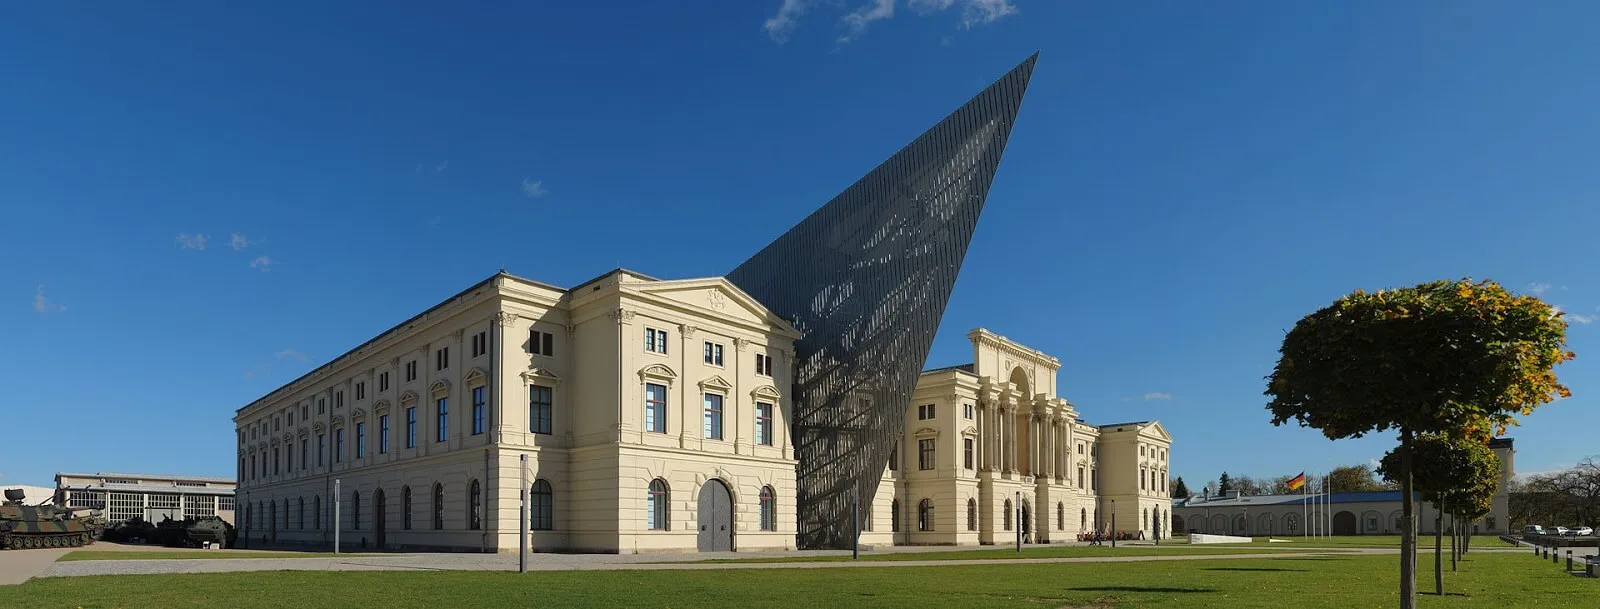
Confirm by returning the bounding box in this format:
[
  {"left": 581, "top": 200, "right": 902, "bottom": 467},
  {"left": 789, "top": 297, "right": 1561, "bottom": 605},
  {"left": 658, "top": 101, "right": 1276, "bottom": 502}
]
[{"left": 0, "top": 489, "right": 96, "bottom": 549}]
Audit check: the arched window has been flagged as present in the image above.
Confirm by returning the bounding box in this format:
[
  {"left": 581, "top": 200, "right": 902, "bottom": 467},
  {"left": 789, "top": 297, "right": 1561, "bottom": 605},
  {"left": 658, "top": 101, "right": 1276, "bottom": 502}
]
[
  {"left": 891, "top": 499, "right": 901, "bottom": 532},
  {"left": 314, "top": 495, "right": 322, "bottom": 530},
  {"left": 966, "top": 498, "right": 978, "bottom": 531},
  {"left": 759, "top": 486, "right": 776, "bottom": 531},
  {"left": 1003, "top": 500, "right": 1013, "bottom": 531},
  {"left": 917, "top": 499, "right": 934, "bottom": 532},
  {"left": 1057, "top": 502, "right": 1064, "bottom": 530},
  {"left": 352, "top": 491, "right": 361, "bottom": 530},
  {"left": 468, "top": 480, "right": 482, "bottom": 530},
  {"left": 298, "top": 497, "right": 305, "bottom": 530},
  {"left": 432, "top": 483, "right": 445, "bottom": 530},
  {"left": 647, "top": 479, "right": 669, "bottom": 530},
  {"left": 402, "top": 486, "right": 413, "bottom": 530},
  {"left": 1285, "top": 513, "right": 1300, "bottom": 532},
  {"left": 532, "top": 480, "right": 553, "bottom": 531}
]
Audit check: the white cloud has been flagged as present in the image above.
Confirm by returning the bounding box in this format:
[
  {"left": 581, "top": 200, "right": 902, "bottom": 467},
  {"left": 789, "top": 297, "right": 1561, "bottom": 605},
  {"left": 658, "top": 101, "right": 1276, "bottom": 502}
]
[
  {"left": 766, "top": 0, "right": 1015, "bottom": 44},
  {"left": 275, "top": 348, "right": 308, "bottom": 361},
  {"left": 436, "top": 160, "right": 449, "bottom": 173},
  {"left": 249, "top": 256, "right": 273, "bottom": 271},
  {"left": 939, "top": 35, "right": 953, "bottom": 46},
  {"left": 1528, "top": 282, "right": 1551, "bottom": 296},
  {"left": 1368, "top": 458, "right": 1382, "bottom": 470},
  {"left": 840, "top": 0, "right": 895, "bottom": 43},
  {"left": 956, "top": 0, "right": 1017, "bottom": 28},
  {"left": 176, "top": 233, "right": 209, "bottom": 250},
  {"left": 764, "top": 0, "right": 811, "bottom": 42},
  {"left": 1568, "top": 312, "right": 1595, "bottom": 325},
  {"left": 229, "top": 233, "right": 251, "bottom": 251},
  {"left": 33, "top": 285, "right": 64, "bottom": 314},
  {"left": 1143, "top": 392, "right": 1173, "bottom": 401},
  {"left": 521, "top": 179, "right": 548, "bottom": 199}
]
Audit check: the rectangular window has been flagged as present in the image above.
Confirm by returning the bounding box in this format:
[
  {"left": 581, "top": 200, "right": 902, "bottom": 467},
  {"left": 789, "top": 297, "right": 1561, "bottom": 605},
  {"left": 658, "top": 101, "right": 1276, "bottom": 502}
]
[
  {"left": 918, "top": 404, "right": 936, "bottom": 420},
  {"left": 703, "top": 393, "right": 724, "bottom": 440},
  {"left": 529, "top": 330, "right": 554, "bottom": 356},
  {"left": 436, "top": 397, "right": 449, "bottom": 442},
  {"left": 964, "top": 404, "right": 973, "bottom": 419},
  {"left": 1091, "top": 468, "right": 1098, "bottom": 490},
  {"left": 302, "top": 404, "right": 309, "bottom": 420},
  {"left": 335, "top": 390, "right": 343, "bottom": 408},
  {"left": 288, "top": 411, "right": 294, "bottom": 426},
  {"left": 755, "top": 401, "right": 773, "bottom": 446},
  {"left": 529, "top": 385, "right": 553, "bottom": 435},
  {"left": 1077, "top": 467, "right": 1084, "bottom": 488},
  {"left": 471, "top": 386, "right": 487, "bottom": 435},
  {"left": 436, "top": 347, "right": 449, "bottom": 371},
  {"left": 471, "top": 331, "right": 488, "bottom": 358},
  {"left": 379, "top": 415, "right": 390, "bottom": 454},
  {"left": 644, "top": 383, "right": 667, "bottom": 433},
  {"left": 918, "top": 438, "right": 935, "bottom": 471},
  {"left": 964, "top": 438, "right": 974, "bottom": 469},
  {"left": 644, "top": 328, "right": 668, "bottom": 354},
  {"left": 703, "top": 342, "right": 723, "bottom": 366},
  {"left": 355, "top": 382, "right": 365, "bottom": 401},
  {"left": 273, "top": 447, "right": 280, "bottom": 475},
  {"left": 379, "top": 372, "right": 389, "bottom": 392},
  {"left": 301, "top": 439, "right": 308, "bottom": 471},
  {"left": 755, "top": 353, "right": 773, "bottom": 376},
  {"left": 406, "top": 361, "right": 417, "bottom": 382},
  {"left": 334, "top": 429, "right": 344, "bottom": 463},
  {"left": 1077, "top": 443, "right": 1085, "bottom": 455},
  {"left": 356, "top": 422, "right": 366, "bottom": 458},
  {"left": 317, "top": 434, "right": 326, "bottom": 467},
  {"left": 405, "top": 407, "right": 417, "bottom": 448},
  {"left": 285, "top": 446, "right": 292, "bottom": 472},
  {"left": 318, "top": 398, "right": 326, "bottom": 414}
]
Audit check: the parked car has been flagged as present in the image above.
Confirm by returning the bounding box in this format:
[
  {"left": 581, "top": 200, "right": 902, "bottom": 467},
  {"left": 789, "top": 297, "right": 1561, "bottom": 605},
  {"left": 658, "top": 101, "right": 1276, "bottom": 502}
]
[
  {"left": 1563, "top": 526, "right": 1593, "bottom": 537},
  {"left": 1553, "top": 526, "right": 1569, "bottom": 536},
  {"left": 1524, "top": 525, "right": 1545, "bottom": 536}
]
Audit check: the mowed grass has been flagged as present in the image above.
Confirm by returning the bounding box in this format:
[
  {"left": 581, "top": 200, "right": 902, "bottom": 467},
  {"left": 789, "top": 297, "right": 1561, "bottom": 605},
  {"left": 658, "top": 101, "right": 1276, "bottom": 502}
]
[
  {"left": 5, "top": 551, "right": 1591, "bottom": 608},
  {"left": 58, "top": 550, "right": 388, "bottom": 562},
  {"left": 675, "top": 544, "right": 1339, "bottom": 564}
]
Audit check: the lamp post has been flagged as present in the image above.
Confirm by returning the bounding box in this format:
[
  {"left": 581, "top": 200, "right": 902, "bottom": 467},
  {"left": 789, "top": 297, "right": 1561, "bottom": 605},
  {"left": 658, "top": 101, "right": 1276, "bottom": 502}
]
[
  {"left": 1111, "top": 500, "right": 1119, "bottom": 548},
  {"left": 1015, "top": 491, "right": 1022, "bottom": 552},
  {"left": 519, "top": 454, "right": 528, "bottom": 573},
  {"left": 333, "top": 479, "right": 341, "bottom": 554},
  {"left": 1244, "top": 506, "right": 1250, "bottom": 538}
]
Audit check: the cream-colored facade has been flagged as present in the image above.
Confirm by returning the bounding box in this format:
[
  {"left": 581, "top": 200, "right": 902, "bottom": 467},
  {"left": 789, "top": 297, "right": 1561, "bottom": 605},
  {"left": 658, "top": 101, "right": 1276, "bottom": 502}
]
[
  {"left": 860, "top": 329, "right": 1174, "bottom": 546},
  {"left": 233, "top": 269, "right": 800, "bottom": 553},
  {"left": 55, "top": 472, "right": 236, "bottom": 525}
]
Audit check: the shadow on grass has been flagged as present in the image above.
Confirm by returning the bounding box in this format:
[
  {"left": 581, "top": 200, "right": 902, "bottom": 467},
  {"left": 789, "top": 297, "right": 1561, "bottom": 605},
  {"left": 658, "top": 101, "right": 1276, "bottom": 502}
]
[
  {"left": 1422, "top": 591, "right": 1472, "bottom": 597},
  {"left": 1068, "top": 586, "right": 1216, "bottom": 594},
  {"left": 1201, "top": 567, "right": 1308, "bottom": 572}
]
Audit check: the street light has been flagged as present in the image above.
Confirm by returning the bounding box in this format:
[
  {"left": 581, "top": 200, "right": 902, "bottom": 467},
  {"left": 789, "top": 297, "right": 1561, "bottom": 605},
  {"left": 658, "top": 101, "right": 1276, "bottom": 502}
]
[{"left": 1111, "top": 499, "right": 1117, "bottom": 548}]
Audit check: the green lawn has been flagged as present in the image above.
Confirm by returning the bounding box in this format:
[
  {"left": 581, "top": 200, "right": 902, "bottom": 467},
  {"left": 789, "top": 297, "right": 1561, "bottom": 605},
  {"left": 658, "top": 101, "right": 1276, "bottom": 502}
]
[
  {"left": 674, "top": 544, "right": 1339, "bottom": 564},
  {"left": 58, "top": 550, "right": 388, "bottom": 562},
  {"left": 5, "top": 551, "right": 1590, "bottom": 608}
]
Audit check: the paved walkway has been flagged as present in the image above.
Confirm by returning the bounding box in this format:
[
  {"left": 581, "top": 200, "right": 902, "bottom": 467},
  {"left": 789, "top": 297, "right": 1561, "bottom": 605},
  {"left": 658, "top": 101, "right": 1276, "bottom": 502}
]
[
  {"left": 37, "top": 548, "right": 1392, "bottom": 579},
  {"left": 0, "top": 548, "right": 71, "bottom": 585}
]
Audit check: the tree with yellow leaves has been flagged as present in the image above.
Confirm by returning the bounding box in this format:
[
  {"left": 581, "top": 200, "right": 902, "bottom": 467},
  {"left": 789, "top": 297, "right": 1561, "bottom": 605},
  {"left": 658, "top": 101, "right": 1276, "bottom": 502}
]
[{"left": 1265, "top": 278, "right": 1572, "bottom": 609}]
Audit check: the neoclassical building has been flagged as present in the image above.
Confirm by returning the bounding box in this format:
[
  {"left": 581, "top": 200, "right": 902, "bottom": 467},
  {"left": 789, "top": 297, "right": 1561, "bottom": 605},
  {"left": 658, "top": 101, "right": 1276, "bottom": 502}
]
[
  {"left": 234, "top": 269, "right": 801, "bottom": 553},
  {"left": 860, "top": 330, "right": 1174, "bottom": 546},
  {"left": 1172, "top": 438, "right": 1515, "bottom": 537}
]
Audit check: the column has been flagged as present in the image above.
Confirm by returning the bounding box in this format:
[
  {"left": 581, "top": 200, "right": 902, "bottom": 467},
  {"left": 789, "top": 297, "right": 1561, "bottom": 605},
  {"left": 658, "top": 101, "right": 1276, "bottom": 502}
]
[{"left": 975, "top": 403, "right": 986, "bottom": 472}]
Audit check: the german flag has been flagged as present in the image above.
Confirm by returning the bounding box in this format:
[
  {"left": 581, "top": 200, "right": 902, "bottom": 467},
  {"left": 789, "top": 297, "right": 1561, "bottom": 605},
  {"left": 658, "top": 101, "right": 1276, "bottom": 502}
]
[{"left": 1286, "top": 472, "right": 1307, "bottom": 491}]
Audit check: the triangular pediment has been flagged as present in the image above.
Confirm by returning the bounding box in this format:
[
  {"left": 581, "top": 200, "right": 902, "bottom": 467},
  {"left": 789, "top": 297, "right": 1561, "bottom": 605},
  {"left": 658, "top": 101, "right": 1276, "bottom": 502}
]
[
  {"left": 1141, "top": 421, "right": 1173, "bottom": 443},
  {"left": 698, "top": 375, "right": 734, "bottom": 392},
  {"left": 631, "top": 278, "right": 800, "bottom": 337}
]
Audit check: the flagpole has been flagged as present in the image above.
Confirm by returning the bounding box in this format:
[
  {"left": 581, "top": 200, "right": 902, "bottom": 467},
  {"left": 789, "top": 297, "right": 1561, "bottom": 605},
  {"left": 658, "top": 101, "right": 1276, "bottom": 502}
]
[{"left": 1301, "top": 473, "right": 1307, "bottom": 538}]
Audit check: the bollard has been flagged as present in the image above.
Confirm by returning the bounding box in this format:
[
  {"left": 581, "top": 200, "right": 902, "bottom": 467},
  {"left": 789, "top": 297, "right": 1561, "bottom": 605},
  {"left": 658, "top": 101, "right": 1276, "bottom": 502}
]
[
  {"left": 1588, "top": 556, "right": 1596, "bottom": 578},
  {"left": 1566, "top": 551, "right": 1572, "bottom": 571}
]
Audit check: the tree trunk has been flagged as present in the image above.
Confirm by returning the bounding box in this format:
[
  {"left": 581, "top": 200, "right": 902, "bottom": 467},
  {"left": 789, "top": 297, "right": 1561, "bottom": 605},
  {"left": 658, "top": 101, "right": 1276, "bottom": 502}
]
[
  {"left": 1434, "top": 509, "right": 1444, "bottom": 595},
  {"left": 1450, "top": 514, "right": 1457, "bottom": 572},
  {"left": 1400, "top": 430, "right": 1417, "bottom": 609}
]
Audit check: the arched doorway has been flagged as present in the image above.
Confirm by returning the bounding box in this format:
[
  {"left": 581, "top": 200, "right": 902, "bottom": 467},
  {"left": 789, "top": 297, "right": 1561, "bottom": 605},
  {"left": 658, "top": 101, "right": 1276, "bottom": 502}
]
[
  {"left": 1020, "top": 500, "right": 1032, "bottom": 542},
  {"left": 270, "top": 500, "right": 277, "bottom": 543},
  {"left": 374, "top": 489, "right": 387, "bottom": 549},
  {"left": 1333, "top": 511, "right": 1358, "bottom": 535},
  {"left": 696, "top": 479, "right": 733, "bottom": 552},
  {"left": 1258, "top": 513, "right": 1274, "bottom": 536},
  {"left": 1172, "top": 514, "right": 1186, "bottom": 533},
  {"left": 1209, "top": 514, "right": 1227, "bottom": 534},
  {"left": 1234, "top": 514, "right": 1247, "bottom": 536}
]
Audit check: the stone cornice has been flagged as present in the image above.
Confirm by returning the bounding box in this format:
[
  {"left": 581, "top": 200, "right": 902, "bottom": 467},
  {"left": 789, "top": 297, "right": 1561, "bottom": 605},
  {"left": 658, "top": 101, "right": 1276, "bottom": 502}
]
[{"left": 968, "top": 327, "right": 1062, "bottom": 369}]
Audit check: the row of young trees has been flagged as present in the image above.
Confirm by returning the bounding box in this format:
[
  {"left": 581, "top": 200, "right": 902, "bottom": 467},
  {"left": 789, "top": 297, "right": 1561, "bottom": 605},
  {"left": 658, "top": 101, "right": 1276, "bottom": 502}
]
[
  {"left": 1177, "top": 464, "right": 1399, "bottom": 499},
  {"left": 1264, "top": 278, "right": 1572, "bottom": 609}
]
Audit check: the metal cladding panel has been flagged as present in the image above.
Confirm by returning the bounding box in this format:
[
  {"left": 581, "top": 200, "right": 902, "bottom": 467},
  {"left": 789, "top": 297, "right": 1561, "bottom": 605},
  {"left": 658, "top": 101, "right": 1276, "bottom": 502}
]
[{"left": 727, "top": 54, "right": 1037, "bottom": 549}]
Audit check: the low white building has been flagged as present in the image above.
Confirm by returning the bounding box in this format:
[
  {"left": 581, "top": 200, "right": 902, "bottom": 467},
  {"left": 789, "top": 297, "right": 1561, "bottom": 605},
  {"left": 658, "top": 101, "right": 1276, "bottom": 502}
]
[{"left": 55, "top": 472, "right": 237, "bottom": 525}]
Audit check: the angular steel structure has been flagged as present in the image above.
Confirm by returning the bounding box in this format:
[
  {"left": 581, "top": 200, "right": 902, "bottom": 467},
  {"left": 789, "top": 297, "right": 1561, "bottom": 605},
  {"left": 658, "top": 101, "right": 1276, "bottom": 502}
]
[{"left": 728, "top": 54, "right": 1038, "bottom": 549}]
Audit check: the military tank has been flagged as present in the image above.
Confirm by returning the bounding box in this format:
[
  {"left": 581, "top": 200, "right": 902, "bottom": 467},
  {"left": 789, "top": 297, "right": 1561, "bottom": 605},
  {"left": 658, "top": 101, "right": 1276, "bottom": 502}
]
[
  {"left": 0, "top": 489, "right": 96, "bottom": 550},
  {"left": 185, "top": 516, "right": 235, "bottom": 548}
]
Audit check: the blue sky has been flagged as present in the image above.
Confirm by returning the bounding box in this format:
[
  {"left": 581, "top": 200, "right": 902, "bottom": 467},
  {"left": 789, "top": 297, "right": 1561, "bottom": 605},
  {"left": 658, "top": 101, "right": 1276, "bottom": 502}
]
[{"left": 4, "top": 1, "right": 1598, "bottom": 492}]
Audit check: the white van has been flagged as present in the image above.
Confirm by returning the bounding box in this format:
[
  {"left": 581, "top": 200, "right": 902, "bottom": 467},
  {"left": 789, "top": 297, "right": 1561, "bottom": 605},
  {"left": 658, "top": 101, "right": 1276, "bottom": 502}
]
[{"left": 1524, "top": 525, "right": 1545, "bottom": 536}]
